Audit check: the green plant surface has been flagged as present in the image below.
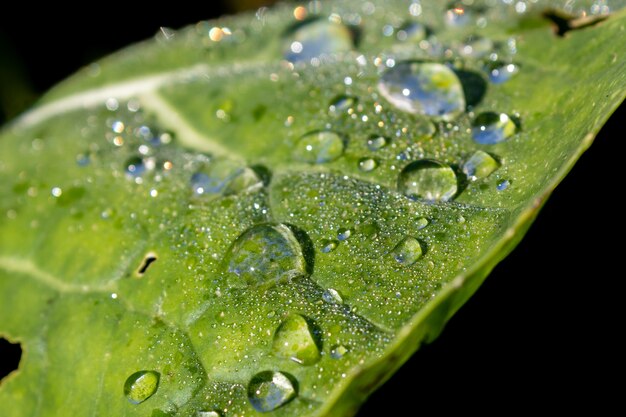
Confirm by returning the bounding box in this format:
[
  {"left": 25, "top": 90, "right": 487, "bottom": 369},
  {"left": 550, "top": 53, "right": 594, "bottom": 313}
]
[{"left": 1, "top": 1, "right": 624, "bottom": 416}]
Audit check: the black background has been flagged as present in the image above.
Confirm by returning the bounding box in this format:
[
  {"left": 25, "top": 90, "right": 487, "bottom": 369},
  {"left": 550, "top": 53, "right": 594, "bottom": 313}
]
[{"left": 0, "top": 2, "right": 622, "bottom": 414}]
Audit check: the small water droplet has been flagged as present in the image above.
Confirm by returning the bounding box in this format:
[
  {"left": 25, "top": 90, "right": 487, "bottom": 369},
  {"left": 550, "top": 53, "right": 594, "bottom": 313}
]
[
  {"left": 358, "top": 157, "right": 378, "bottom": 172},
  {"left": 191, "top": 160, "right": 262, "bottom": 196},
  {"left": 416, "top": 217, "right": 429, "bottom": 230},
  {"left": 284, "top": 19, "right": 354, "bottom": 63},
  {"left": 463, "top": 150, "right": 499, "bottom": 181},
  {"left": 378, "top": 62, "right": 466, "bottom": 120},
  {"left": 391, "top": 236, "right": 423, "bottom": 266},
  {"left": 459, "top": 35, "right": 493, "bottom": 58},
  {"left": 320, "top": 239, "right": 339, "bottom": 253},
  {"left": 396, "top": 22, "right": 427, "bottom": 42},
  {"left": 330, "top": 344, "right": 349, "bottom": 359},
  {"left": 224, "top": 223, "right": 309, "bottom": 288},
  {"left": 367, "top": 135, "right": 389, "bottom": 151},
  {"left": 398, "top": 160, "right": 458, "bottom": 202},
  {"left": 337, "top": 228, "right": 352, "bottom": 241},
  {"left": 485, "top": 61, "right": 519, "bottom": 84},
  {"left": 293, "top": 131, "right": 345, "bottom": 164},
  {"left": 471, "top": 112, "right": 518, "bottom": 145},
  {"left": 272, "top": 314, "right": 321, "bottom": 365},
  {"left": 497, "top": 179, "right": 510, "bottom": 191},
  {"left": 322, "top": 288, "right": 343, "bottom": 304},
  {"left": 247, "top": 371, "right": 298, "bottom": 412},
  {"left": 124, "top": 370, "right": 160, "bottom": 404},
  {"left": 197, "top": 412, "right": 220, "bottom": 417},
  {"left": 329, "top": 95, "right": 358, "bottom": 114},
  {"left": 125, "top": 156, "right": 146, "bottom": 178}
]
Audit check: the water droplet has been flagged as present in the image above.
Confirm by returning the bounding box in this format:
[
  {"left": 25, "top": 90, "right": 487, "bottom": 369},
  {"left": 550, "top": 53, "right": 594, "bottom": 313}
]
[
  {"left": 367, "top": 135, "right": 389, "bottom": 151},
  {"left": 248, "top": 371, "right": 297, "bottom": 412},
  {"left": 463, "top": 150, "right": 499, "bottom": 181},
  {"left": 329, "top": 95, "right": 358, "bottom": 114},
  {"left": 378, "top": 62, "right": 466, "bottom": 120},
  {"left": 398, "top": 160, "right": 458, "bottom": 202},
  {"left": 445, "top": 3, "right": 472, "bottom": 26},
  {"left": 293, "top": 131, "right": 345, "bottom": 164},
  {"left": 358, "top": 157, "right": 379, "bottom": 172},
  {"left": 396, "top": 22, "right": 427, "bottom": 42},
  {"left": 497, "top": 179, "right": 510, "bottom": 191},
  {"left": 224, "top": 223, "right": 309, "bottom": 288},
  {"left": 486, "top": 62, "right": 519, "bottom": 84},
  {"left": 337, "top": 228, "right": 352, "bottom": 241},
  {"left": 124, "top": 370, "right": 160, "bottom": 404},
  {"left": 330, "top": 344, "right": 348, "bottom": 359},
  {"left": 416, "top": 217, "right": 429, "bottom": 230},
  {"left": 391, "top": 236, "right": 423, "bottom": 266},
  {"left": 320, "top": 239, "right": 339, "bottom": 253},
  {"left": 284, "top": 19, "right": 354, "bottom": 63},
  {"left": 471, "top": 112, "right": 518, "bottom": 145},
  {"left": 191, "top": 160, "right": 262, "bottom": 196},
  {"left": 125, "top": 156, "right": 146, "bottom": 177},
  {"left": 197, "top": 411, "right": 221, "bottom": 417},
  {"left": 459, "top": 35, "right": 493, "bottom": 58},
  {"left": 272, "top": 314, "right": 321, "bottom": 365},
  {"left": 322, "top": 288, "right": 343, "bottom": 304}
]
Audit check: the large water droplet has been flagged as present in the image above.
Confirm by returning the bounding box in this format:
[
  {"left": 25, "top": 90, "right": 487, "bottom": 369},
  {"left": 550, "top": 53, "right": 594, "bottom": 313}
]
[
  {"left": 471, "top": 112, "right": 518, "bottom": 145},
  {"left": 486, "top": 62, "right": 519, "bottom": 84},
  {"left": 272, "top": 314, "right": 321, "bottom": 365},
  {"left": 124, "top": 370, "right": 160, "bottom": 404},
  {"left": 293, "top": 131, "right": 345, "bottom": 164},
  {"left": 247, "top": 371, "right": 298, "bottom": 412},
  {"left": 398, "top": 160, "right": 458, "bottom": 202},
  {"left": 191, "top": 160, "right": 262, "bottom": 196},
  {"left": 224, "top": 223, "right": 309, "bottom": 288},
  {"left": 284, "top": 19, "right": 354, "bottom": 63},
  {"left": 463, "top": 150, "right": 499, "bottom": 181},
  {"left": 378, "top": 62, "right": 466, "bottom": 120},
  {"left": 358, "top": 158, "right": 379, "bottom": 172},
  {"left": 391, "top": 236, "right": 423, "bottom": 266}
]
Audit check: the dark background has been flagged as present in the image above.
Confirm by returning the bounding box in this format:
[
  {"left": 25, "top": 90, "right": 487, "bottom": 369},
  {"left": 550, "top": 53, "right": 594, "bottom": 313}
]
[{"left": 0, "top": 2, "right": 622, "bottom": 414}]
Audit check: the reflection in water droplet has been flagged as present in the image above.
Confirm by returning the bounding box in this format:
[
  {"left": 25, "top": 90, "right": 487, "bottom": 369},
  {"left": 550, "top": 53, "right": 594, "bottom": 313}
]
[
  {"left": 463, "top": 150, "right": 499, "bottom": 181},
  {"left": 396, "top": 22, "right": 427, "bottom": 42},
  {"left": 392, "top": 236, "right": 423, "bottom": 266},
  {"left": 367, "top": 135, "right": 389, "bottom": 151},
  {"left": 486, "top": 62, "right": 519, "bottom": 84},
  {"left": 284, "top": 19, "right": 354, "bottom": 63},
  {"left": 124, "top": 370, "right": 160, "bottom": 404},
  {"left": 224, "top": 223, "right": 308, "bottom": 288},
  {"left": 330, "top": 344, "right": 348, "bottom": 359},
  {"left": 320, "top": 239, "right": 339, "bottom": 253},
  {"left": 358, "top": 158, "right": 378, "bottom": 172},
  {"left": 337, "top": 228, "right": 352, "bottom": 241},
  {"left": 378, "top": 62, "right": 466, "bottom": 120},
  {"left": 497, "top": 179, "right": 510, "bottom": 191},
  {"left": 294, "top": 131, "right": 345, "bottom": 164},
  {"left": 471, "top": 112, "right": 517, "bottom": 145},
  {"left": 329, "top": 95, "right": 358, "bottom": 114},
  {"left": 191, "top": 160, "right": 262, "bottom": 197},
  {"left": 322, "top": 288, "right": 343, "bottom": 304},
  {"left": 125, "top": 157, "right": 146, "bottom": 177},
  {"left": 398, "top": 160, "right": 458, "bottom": 202},
  {"left": 247, "top": 371, "right": 298, "bottom": 412},
  {"left": 272, "top": 314, "right": 321, "bottom": 365}
]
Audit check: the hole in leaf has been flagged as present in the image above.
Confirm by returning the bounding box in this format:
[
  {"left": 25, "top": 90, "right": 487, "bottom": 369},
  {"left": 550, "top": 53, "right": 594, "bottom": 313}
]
[
  {"left": 0, "top": 337, "right": 22, "bottom": 382},
  {"left": 137, "top": 253, "right": 157, "bottom": 276},
  {"left": 543, "top": 9, "right": 609, "bottom": 36}
]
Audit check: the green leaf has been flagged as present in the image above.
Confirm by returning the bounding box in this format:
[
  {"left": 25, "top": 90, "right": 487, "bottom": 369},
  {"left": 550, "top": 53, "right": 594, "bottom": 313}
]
[{"left": 1, "top": 1, "right": 624, "bottom": 416}]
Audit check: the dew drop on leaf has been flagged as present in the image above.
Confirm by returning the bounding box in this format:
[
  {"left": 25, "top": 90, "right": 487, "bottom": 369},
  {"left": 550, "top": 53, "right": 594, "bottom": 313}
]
[
  {"left": 293, "top": 131, "right": 346, "bottom": 164},
  {"left": 471, "top": 112, "right": 518, "bottom": 144},
  {"left": 398, "top": 160, "right": 458, "bottom": 202},
  {"left": 358, "top": 157, "right": 379, "bottom": 172},
  {"left": 272, "top": 314, "right": 321, "bottom": 365},
  {"left": 391, "top": 236, "right": 423, "bottom": 266},
  {"left": 378, "top": 62, "right": 466, "bottom": 120},
  {"left": 366, "top": 135, "right": 389, "bottom": 151},
  {"left": 320, "top": 239, "right": 339, "bottom": 253},
  {"left": 463, "top": 150, "right": 500, "bottom": 181},
  {"left": 196, "top": 411, "right": 220, "bottom": 417},
  {"left": 247, "top": 371, "right": 298, "bottom": 412},
  {"left": 396, "top": 22, "right": 427, "bottom": 42},
  {"left": 284, "top": 19, "right": 354, "bottom": 63},
  {"left": 330, "top": 344, "right": 349, "bottom": 359},
  {"left": 485, "top": 61, "right": 519, "bottom": 84},
  {"left": 123, "top": 370, "right": 160, "bottom": 404},
  {"left": 322, "top": 288, "right": 343, "bottom": 304},
  {"left": 223, "top": 223, "right": 309, "bottom": 288},
  {"left": 329, "top": 95, "right": 358, "bottom": 114},
  {"left": 125, "top": 156, "right": 146, "bottom": 178},
  {"left": 337, "top": 227, "right": 352, "bottom": 241}
]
